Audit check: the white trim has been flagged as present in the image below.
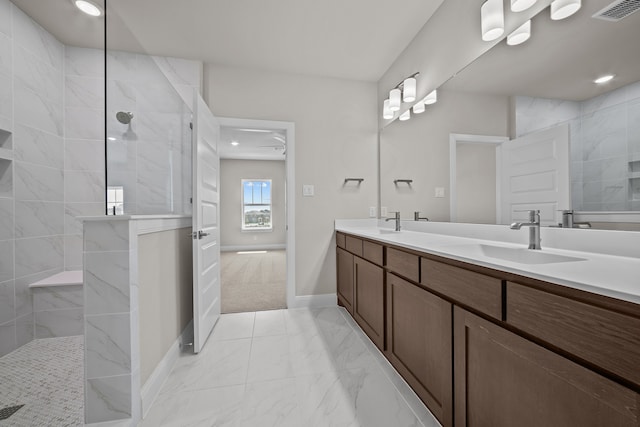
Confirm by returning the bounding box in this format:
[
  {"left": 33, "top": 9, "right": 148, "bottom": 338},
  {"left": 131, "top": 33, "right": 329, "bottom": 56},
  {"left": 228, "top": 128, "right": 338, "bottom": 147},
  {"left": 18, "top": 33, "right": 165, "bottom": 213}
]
[
  {"left": 221, "top": 244, "right": 286, "bottom": 252},
  {"left": 449, "top": 133, "right": 509, "bottom": 223},
  {"left": 292, "top": 293, "right": 337, "bottom": 308},
  {"left": 575, "top": 211, "right": 640, "bottom": 223},
  {"left": 140, "top": 320, "right": 194, "bottom": 418},
  {"left": 218, "top": 117, "right": 296, "bottom": 308},
  {"left": 84, "top": 419, "right": 132, "bottom": 427}
]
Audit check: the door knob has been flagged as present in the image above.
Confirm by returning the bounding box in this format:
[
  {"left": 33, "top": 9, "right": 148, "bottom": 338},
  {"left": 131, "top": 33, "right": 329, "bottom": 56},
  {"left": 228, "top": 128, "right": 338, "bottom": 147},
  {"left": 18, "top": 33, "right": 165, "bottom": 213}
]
[{"left": 198, "top": 230, "right": 210, "bottom": 239}]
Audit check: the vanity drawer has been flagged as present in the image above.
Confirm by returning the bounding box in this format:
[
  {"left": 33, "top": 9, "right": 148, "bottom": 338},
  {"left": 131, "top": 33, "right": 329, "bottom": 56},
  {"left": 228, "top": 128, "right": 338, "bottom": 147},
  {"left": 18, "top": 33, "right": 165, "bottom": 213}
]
[
  {"left": 336, "top": 232, "right": 346, "bottom": 249},
  {"left": 345, "top": 235, "right": 363, "bottom": 257},
  {"left": 387, "top": 248, "right": 420, "bottom": 283},
  {"left": 506, "top": 282, "right": 640, "bottom": 388},
  {"left": 363, "top": 241, "right": 383, "bottom": 266},
  {"left": 421, "top": 259, "right": 502, "bottom": 320}
]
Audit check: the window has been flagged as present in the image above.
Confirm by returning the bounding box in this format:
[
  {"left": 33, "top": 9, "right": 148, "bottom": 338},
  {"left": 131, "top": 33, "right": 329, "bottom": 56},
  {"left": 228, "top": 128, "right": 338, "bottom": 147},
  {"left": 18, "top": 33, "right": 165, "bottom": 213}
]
[
  {"left": 242, "top": 179, "right": 272, "bottom": 230},
  {"left": 107, "top": 186, "right": 124, "bottom": 215}
]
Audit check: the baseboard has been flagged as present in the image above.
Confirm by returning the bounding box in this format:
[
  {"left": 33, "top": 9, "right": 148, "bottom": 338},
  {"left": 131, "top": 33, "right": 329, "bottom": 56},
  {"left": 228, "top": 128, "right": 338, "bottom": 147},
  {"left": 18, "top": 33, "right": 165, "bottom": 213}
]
[
  {"left": 84, "top": 419, "right": 133, "bottom": 427},
  {"left": 221, "top": 244, "right": 286, "bottom": 252},
  {"left": 292, "top": 293, "right": 337, "bottom": 308},
  {"left": 140, "top": 320, "right": 194, "bottom": 418}
]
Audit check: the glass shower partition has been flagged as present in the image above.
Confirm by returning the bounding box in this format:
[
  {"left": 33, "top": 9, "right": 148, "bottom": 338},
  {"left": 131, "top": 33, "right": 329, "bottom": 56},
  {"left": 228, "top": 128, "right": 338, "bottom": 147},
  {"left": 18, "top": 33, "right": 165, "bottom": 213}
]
[{"left": 105, "top": 52, "right": 195, "bottom": 215}]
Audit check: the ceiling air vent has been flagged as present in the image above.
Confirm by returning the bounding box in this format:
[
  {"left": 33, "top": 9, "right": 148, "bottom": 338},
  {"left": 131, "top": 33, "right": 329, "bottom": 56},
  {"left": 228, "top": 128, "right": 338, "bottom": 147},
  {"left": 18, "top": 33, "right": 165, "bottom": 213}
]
[{"left": 593, "top": 0, "right": 640, "bottom": 21}]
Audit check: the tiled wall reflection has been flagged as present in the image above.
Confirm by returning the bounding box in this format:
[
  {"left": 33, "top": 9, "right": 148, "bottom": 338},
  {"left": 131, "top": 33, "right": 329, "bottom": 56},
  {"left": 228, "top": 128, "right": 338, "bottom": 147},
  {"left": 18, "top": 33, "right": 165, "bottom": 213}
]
[{"left": 516, "top": 80, "right": 640, "bottom": 212}]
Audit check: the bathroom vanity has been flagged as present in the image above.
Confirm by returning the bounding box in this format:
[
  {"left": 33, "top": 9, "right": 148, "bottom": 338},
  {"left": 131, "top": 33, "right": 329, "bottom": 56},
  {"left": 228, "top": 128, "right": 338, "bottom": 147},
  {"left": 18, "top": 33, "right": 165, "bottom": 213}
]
[{"left": 335, "top": 220, "right": 640, "bottom": 427}]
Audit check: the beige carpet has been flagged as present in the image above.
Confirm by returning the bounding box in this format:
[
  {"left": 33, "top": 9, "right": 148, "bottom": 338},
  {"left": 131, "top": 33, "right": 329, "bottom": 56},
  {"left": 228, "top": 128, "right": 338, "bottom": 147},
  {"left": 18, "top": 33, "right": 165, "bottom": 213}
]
[{"left": 221, "top": 250, "right": 287, "bottom": 313}]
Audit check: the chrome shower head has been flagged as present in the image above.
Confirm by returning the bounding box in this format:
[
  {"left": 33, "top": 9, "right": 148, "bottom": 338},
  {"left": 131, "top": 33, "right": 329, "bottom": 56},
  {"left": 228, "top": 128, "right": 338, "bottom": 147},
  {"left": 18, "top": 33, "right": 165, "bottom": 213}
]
[{"left": 116, "top": 111, "right": 134, "bottom": 125}]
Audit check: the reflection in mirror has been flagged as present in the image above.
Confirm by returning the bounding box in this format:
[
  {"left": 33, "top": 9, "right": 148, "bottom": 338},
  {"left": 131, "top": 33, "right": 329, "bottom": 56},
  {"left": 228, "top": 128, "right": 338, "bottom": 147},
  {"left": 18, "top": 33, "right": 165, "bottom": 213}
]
[{"left": 380, "top": 0, "right": 640, "bottom": 228}]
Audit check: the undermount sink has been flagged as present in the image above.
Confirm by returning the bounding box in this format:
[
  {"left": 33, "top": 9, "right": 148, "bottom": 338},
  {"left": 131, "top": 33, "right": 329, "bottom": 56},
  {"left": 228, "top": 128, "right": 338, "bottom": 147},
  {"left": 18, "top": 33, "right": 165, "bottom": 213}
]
[
  {"left": 371, "top": 228, "right": 399, "bottom": 235},
  {"left": 448, "top": 243, "right": 586, "bottom": 265}
]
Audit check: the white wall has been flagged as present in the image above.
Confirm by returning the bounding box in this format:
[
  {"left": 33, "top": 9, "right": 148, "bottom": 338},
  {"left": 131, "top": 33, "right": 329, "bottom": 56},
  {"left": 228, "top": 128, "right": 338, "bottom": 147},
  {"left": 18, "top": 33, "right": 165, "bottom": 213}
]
[
  {"left": 205, "top": 64, "right": 378, "bottom": 297},
  {"left": 380, "top": 90, "right": 509, "bottom": 221},
  {"left": 220, "top": 159, "right": 286, "bottom": 249}
]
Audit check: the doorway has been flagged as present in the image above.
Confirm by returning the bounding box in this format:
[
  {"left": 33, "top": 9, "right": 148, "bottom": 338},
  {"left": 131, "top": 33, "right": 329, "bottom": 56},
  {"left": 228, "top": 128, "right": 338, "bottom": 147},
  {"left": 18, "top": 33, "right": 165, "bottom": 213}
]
[
  {"left": 449, "top": 133, "right": 509, "bottom": 223},
  {"left": 217, "top": 118, "right": 295, "bottom": 313}
]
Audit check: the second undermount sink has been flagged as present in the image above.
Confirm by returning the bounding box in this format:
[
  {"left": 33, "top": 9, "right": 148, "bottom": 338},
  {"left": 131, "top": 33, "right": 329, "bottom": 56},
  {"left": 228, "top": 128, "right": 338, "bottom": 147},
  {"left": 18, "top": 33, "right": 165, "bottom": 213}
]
[{"left": 448, "top": 243, "right": 586, "bottom": 265}]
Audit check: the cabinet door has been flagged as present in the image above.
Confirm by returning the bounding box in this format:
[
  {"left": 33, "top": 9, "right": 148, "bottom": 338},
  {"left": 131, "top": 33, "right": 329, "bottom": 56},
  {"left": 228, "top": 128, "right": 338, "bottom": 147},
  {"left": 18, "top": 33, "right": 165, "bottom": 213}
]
[
  {"left": 454, "top": 306, "right": 639, "bottom": 427},
  {"left": 353, "top": 256, "right": 385, "bottom": 350},
  {"left": 387, "top": 273, "right": 453, "bottom": 427},
  {"left": 337, "top": 247, "right": 354, "bottom": 314}
]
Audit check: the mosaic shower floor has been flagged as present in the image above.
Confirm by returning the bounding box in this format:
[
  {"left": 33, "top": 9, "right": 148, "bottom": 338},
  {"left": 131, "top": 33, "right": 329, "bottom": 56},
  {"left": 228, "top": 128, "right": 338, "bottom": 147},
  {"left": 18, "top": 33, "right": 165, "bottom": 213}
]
[{"left": 0, "top": 336, "right": 83, "bottom": 426}]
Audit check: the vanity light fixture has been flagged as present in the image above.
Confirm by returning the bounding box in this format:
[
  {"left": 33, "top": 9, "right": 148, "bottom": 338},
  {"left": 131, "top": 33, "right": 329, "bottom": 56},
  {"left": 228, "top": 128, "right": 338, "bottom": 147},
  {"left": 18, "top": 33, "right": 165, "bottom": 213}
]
[
  {"left": 383, "top": 99, "right": 394, "bottom": 119},
  {"left": 403, "top": 77, "right": 417, "bottom": 103},
  {"left": 550, "top": 0, "right": 581, "bottom": 20},
  {"left": 507, "top": 20, "right": 531, "bottom": 45},
  {"left": 594, "top": 74, "right": 614, "bottom": 84},
  {"left": 481, "top": 0, "right": 505, "bottom": 41},
  {"left": 424, "top": 89, "right": 438, "bottom": 105},
  {"left": 511, "top": 0, "right": 537, "bottom": 12},
  {"left": 74, "top": 0, "right": 103, "bottom": 17},
  {"left": 399, "top": 110, "right": 411, "bottom": 121},
  {"left": 231, "top": 141, "right": 239, "bottom": 146},
  {"left": 389, "top": 88, "right": 402, "bottom": 112},
  {"left": 413, "top": 100, "right": 425, "bottom": 114}
]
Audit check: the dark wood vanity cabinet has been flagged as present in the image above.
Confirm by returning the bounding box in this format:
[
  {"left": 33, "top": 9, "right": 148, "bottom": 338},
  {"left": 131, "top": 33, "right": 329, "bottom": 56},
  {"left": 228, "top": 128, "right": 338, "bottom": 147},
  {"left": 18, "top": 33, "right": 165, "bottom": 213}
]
[
  {"left": 336, "top": 232, "right": 385, "bottom": 350},
  {"left": 454, "top": 306, "right": 639, "bottom": 427},
  {"left": 336, "top": 231, "right": 640, "bottom": 427},
  {"left": 387, "top": 273, "right": 452, "bottom": 427},
  {"left": 353, "top": 257, "right": 385, "bottom": 350},
  {"left": 336, "top": 247, "right": 354, "bottom": 314}
]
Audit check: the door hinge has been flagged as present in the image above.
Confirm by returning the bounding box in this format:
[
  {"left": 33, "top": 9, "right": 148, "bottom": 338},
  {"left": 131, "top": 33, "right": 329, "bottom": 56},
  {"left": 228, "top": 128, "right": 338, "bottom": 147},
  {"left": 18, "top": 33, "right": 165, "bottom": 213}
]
[{"left": 189, "top": 122, "right": 193, "bottom": 130}]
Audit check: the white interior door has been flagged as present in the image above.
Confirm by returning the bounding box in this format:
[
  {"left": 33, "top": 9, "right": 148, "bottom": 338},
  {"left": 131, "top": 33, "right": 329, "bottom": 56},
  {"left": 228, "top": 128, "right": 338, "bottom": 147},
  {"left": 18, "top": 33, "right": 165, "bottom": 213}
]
[
  {"left": 499, "top": 123, "right": 570, "bottom": 226},
  {"left": 192, "top": 94, "right": 221, "bottom": 353}
]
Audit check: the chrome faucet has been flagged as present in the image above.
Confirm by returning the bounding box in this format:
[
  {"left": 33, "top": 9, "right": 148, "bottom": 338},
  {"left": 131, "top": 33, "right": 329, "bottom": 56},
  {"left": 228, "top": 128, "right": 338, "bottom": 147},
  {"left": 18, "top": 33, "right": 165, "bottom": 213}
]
[
  {"left": 558, "top": 209, "right": 592, "bottom": 228},
  {"left": 414, "top": 211, "right": 429, "bottom": 221},
  {"left": 385, "top": 211, "right": 401, "bottom": 232},
  {"left": 510, "top": 210, "right": 541, "bottom": 250}
]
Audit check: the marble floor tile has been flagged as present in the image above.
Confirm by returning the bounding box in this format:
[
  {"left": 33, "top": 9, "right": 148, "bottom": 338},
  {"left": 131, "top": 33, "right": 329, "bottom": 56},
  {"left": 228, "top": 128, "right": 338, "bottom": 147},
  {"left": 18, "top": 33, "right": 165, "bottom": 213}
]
[
  {"left": 142, "top": 307, "right": 440, "bottom": 427},
  {"left": 211, "top": 312, "right": 255, "bottom": 342},
  {"left": 160, "top": 338, "right": 251, "bottom": 394},
  {"left": 253, "top": 309, "right": 287, "bottom": 337},
  {"left": 247, "top": 335, "right": 294, "bottom": 384},
  {"left": 240, "top": 378, "right": 301, "bottom": 427},
  {"left": 141, "top": 384, "right": 244, "bottom": 427}
]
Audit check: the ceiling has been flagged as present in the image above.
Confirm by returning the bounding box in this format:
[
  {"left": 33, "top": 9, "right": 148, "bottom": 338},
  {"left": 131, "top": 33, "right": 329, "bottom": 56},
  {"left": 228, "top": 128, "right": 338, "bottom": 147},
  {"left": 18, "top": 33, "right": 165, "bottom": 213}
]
[
  {"left": 219, "top": 127, "right": 286, "bottom": 161},
  {"left": 442, "top": 0, "right": 640, "bottom": 101},
  {"left": 10, "top": 0, "right": 443, "bottom": 82}
]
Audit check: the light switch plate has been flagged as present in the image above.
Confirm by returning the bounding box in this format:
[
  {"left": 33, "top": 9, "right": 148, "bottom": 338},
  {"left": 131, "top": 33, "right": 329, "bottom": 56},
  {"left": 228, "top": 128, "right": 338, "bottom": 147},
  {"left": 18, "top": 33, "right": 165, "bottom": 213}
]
[
  {"left": 435, "top": 187, "right": 445, "bottom": 198},
  {"left": 303, "top": 184, "right": 314, "bottom": 197},
  {"left": 369, "top": 207, "right": 376, "bottom": 217},
  {"left": 381, "top": 206, "right": 388, "bottom": 217}
]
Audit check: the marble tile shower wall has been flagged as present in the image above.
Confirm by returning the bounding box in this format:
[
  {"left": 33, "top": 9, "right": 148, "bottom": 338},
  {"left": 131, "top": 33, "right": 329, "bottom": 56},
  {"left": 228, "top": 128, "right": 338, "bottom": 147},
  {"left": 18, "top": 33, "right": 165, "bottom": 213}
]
[
  {"left": 0, "top": 1, "right": 68, "bottom": 357},
  {"left": 105, "top": 50, "right": 199, "bottom": 215},
  {"left": 516, "top": 80, "right": 640, "bottom": 212}
]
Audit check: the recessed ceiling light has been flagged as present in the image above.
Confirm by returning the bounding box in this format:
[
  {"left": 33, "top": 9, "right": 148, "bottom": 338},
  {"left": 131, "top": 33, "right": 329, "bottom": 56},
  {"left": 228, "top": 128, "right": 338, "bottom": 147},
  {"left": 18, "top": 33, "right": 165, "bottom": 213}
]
[
  {"left": 107, "top": 137, "right": 116, "bottom": 141},
  {"left": 594, "top": 74, "right": 614, "bottom": 84},
  {"left": 231, "top": 141, "right": 239, "bottom": 146},
  {"left": 74, "top": 0, "right": 103, "bottom": 17}
]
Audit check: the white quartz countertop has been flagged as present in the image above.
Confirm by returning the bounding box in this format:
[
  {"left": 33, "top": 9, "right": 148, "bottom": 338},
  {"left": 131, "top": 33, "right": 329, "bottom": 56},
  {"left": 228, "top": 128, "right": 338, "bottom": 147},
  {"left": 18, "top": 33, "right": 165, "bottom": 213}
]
[{"left": 335, "top": 221, "right": 640, "bottom": 305}]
